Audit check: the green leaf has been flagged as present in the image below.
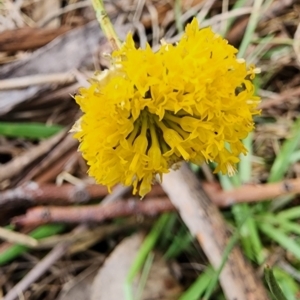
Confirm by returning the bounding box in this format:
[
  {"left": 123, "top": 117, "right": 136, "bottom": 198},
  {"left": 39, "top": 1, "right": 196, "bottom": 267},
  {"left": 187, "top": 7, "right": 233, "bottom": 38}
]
[
  {"left": 259, "top": 222, "right": 300, "bottom": 260},
  {"left": 237, "top": 0, "right": 264, "bottom": 58},
  {"left": 179, "top": 267, "right": 214, "bottom": 300},
  {"left": 277, "top": 207, "right": 300, "bottom": 220},
  {"left": 273, "top": 267, "right": 299, "bottom": 300},
  {"left": 0, "top": 122, "right": 63, "bottom": 139},
  {"left": 264, "top": 266, "right": 288, "bottom": 300}
]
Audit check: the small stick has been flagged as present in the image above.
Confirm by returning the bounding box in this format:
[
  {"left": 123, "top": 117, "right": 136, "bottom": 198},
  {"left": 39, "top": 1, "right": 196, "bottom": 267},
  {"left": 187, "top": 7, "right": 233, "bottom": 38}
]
[
  {"left": 4, "top": 183, "right": 130, "bottom": 300},
  {"left": 3, "top": 227, "right": 83, "bottom": 300},
  {"left": 161, "top": 164, "right": 268, "bottom": 300},
  {"left": 12, "top": 198, "right": 174, "bottom": 227},
  {"left": 0, "top": 129, "right": 67, "bottom": 183},
  {"left": 19, "top": 134, "right": 78, "bottom": 184},
  {"left": 0, "top": 182, "right": 106, "bottom": 208},
  {"left": 0, "top": 182, "right": 164, "bottom": 209},
  {"left": 203, "top": 177, "right": 300, "bottom": 207},
  {"left": 3, "top": 176, "right": 300, "bottom": 210},
  {"left": 0, "top": 73, "right": 76, "bottom": 90},
  {"left": 35, "top": 151, "right": 79, "bottom": 184}
]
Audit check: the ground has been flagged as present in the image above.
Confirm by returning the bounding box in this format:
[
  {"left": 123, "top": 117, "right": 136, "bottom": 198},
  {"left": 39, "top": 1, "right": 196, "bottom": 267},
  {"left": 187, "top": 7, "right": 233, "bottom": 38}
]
[{"left": 0, "top": 0, "right": 300, "bottom": 299}]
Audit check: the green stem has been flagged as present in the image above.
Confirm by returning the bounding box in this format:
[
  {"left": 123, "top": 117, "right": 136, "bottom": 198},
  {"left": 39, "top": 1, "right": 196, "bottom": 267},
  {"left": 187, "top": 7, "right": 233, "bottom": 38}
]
[{"left": 91, "top": 0, "right": 122, "bottom": 50}]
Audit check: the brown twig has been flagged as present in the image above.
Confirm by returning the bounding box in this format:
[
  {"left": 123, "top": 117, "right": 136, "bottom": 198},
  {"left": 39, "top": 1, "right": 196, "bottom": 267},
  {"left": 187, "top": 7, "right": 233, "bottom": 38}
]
[
  {"left": 0, "top": 182, "right": 165, "bottom": 210},
  {"left": 0, "top": 73, "right": 76, "bottom": 90},
  {"left": 19, "top": 134, "right": 78, "bottom": 184},
  {"left": 12, "top": 198, "right": 174, "bottom": 227},
  {"left": 4, "top": 183, "right": 130, "bottom": 300},
  {"left": 0, "top": 182, "right": 106, "bottom": 208},
  {"left": 35, "top": 150, "right": 79, "bottom": 184},
  {"left": 161, "top": 164, "right": 268, "bottom": 300},
  {"left": 203, "top": 177, "right": 300, "bottom": 207},
  {"left": 3, "top": 175, "right": 300, "bottom": 211},
  {"left": 0, "top": 129, "right": 68, "bottom": 183},
  {"left": 3, "top": 226, "right": 84, "bottom": 300}
]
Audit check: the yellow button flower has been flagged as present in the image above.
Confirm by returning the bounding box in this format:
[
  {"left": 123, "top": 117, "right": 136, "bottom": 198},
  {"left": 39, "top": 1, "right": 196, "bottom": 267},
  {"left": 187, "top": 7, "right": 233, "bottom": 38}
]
[{"left": 72, "top": 18, "right": 260, "bottom": 197}]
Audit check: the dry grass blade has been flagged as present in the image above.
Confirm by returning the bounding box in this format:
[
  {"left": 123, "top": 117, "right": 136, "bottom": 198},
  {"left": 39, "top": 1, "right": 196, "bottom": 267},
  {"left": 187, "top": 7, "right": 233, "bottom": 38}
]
[
  {"left": 293, "top": 22, "right": 300, "bottom": 66},
  {"left": 0, "top": 129, "right": 67, "bottom": 183},
  {"left": 3, "top": 230, "right": 81, "bottom": 300},
  {"left": 0, "top": 227, "right": 38, "bottom": 247},
  {"left": 0, "top": 73, "right": 76, "bottom": 90}
]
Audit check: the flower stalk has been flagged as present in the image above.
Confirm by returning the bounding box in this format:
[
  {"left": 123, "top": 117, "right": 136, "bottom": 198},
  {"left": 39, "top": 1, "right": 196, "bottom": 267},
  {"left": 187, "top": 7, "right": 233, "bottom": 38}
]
[{"left": 91, "top": 0, "right": 122, "bottom": 50}]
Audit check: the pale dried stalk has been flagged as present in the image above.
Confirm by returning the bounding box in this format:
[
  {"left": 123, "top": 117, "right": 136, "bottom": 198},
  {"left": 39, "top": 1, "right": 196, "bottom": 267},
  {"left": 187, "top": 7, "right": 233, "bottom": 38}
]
[
  {"left": 0, "top": 73, "right": 75, "bottom": 90},
  {"left": 0, "top": 129, "right": 67, "bottom": 182},
  {"left": 161, "top": 164, "right": 268, "bottom": 300}
]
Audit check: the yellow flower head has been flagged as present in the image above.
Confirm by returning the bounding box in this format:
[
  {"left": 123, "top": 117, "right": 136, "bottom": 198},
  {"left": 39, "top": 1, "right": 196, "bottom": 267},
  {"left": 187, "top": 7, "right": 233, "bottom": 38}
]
[{"left": 73, "top": 18, "right": 260, "bottom": 197}]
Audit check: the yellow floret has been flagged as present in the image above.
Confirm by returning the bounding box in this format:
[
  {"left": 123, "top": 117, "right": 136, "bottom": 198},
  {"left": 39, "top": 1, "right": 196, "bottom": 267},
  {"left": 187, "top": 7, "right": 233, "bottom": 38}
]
[{"left": 72, "top": 18, "right": 260, "bottom": 197}]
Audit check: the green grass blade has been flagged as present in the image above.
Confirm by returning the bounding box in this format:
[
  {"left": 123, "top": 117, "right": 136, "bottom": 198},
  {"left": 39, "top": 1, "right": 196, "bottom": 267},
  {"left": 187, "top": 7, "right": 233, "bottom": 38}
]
[
  {"left": 237, "top": 0, "right": 264, "bottom": 58},
  {"left": 221, "top": 0, "right": 248, "bottom": 37},
  {"left": 232, "top": 204, "right": 264, "bottom": 263},
  {"left": 218, "top": 172, "right": 234, "bottom": 190},
  {"left": 259, "top": 222, "right": 300, "bottom": 260},
  {"left": 220, "top": 144, "right": 264, "bottom": 264},
  {"left": 179, "top": 266, "right": 214, "bottom": 300},
  {"left": 262, "top": 214, "right": 300, "bottom": 235},
  {"left": 158, "top": 213, "right": 177, "bottom": 249},
  {"left": 135, "top": 252, "right": 155, "bottom": 300},
  {"left": 238, "top": 133, "right": 253, "bottom": 183},
  {"left": 273, "top": 267, "right": 299, "bottom": 300},
  {"left": 0, "top": 122, "right": 63, "bottom": 139},
  {"left": 268, "top": 118, "right": 300, "bottom": 183},
  {"left": 127, "top": 214, "right": 169, "bottom": 281},
  {"left": 232, "top": 204, "right": 253, "bottom": 259},
  {"left": 279, "top": 221, "right": 300, "bottom": 236},
  {"left": 164, "top": 226, "right": 193, "bottom": 259},
  {"left": 264, "top": 266, "right": 288, "bottom": 300},
  {"left": 125, "top": 214, "right": 170, "bottom": 300},
  {"left": 202, "top": 229, "right": 240, "bottom": 300},
  {"left": 247, "top": 34, "right": 275, "bottom": 65},
  {"left": 174, "top": 0, "right": 183, "bottom": 33},
  {"left": 277, "top": 207, "right": 300, "bottom": 220},
  {"left": 0, "top": 224, "right": 65, "bottom": 265},
  {"left": 289, "top": 150, "right": 300, "bottom": 164}
]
